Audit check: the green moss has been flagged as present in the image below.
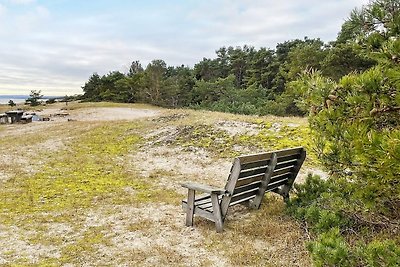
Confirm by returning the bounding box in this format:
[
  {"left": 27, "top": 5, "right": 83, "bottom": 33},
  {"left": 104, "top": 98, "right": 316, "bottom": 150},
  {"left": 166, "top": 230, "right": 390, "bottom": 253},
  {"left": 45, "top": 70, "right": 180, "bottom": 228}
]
[
  {"left": 164, "top": 120, "right": 317, "bottom": 164},
  {"left": 174, "top": 124, "right": 236, "bottom": 157},
  {"left": 60, "top": 226, "right": 111, "bottom": 265},
  {"left": 0, "top": 123, "right": 143, "bottom": 224},
  {"left": 134, "top": 187, "right": 182, "bottom": 205}
]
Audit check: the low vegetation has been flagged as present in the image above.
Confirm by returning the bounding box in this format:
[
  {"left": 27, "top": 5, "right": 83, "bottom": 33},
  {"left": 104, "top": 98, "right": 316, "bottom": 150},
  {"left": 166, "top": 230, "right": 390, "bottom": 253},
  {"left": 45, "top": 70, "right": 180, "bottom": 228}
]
[{"left": 0, "top": 102, "right": 314, "bottom": 266}]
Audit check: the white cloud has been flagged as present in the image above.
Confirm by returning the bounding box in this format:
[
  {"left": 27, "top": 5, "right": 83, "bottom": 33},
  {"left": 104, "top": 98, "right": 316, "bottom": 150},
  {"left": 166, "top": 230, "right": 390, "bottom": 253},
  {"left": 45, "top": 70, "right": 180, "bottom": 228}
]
[
  {"left": 8, "top": 0, "right": 36, "bottom": 4},
  {"left": 0, "top": 0, "right": 372, "bottom": 96}
]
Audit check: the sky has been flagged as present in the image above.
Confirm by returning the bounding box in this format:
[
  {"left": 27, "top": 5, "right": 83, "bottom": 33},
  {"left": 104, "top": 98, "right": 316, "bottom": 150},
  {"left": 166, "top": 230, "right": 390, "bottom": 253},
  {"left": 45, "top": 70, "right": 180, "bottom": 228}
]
[{"left": 0, "top": 0, "right": 369, "bottom": 96}]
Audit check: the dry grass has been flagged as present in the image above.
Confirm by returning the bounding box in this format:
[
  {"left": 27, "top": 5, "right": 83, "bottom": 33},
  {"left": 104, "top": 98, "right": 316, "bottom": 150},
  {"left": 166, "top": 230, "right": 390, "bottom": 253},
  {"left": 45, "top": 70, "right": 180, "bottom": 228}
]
[{"left": 0, "top": 102, "right": 315, "bottom": 266}]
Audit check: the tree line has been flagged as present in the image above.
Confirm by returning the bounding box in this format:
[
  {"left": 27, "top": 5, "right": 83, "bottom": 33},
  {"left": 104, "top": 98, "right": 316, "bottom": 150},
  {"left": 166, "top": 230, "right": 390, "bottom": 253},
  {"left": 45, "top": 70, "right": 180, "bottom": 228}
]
[{"left": 81, "top": 37, "right": 375, "bottom": 116}]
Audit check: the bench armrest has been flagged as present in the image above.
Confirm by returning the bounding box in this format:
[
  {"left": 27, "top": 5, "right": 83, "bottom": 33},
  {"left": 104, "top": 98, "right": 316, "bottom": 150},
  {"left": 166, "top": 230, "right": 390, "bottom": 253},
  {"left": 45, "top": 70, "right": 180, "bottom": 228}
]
[{"left": 182, "top": 182, "right": 226, "bottom": 195}]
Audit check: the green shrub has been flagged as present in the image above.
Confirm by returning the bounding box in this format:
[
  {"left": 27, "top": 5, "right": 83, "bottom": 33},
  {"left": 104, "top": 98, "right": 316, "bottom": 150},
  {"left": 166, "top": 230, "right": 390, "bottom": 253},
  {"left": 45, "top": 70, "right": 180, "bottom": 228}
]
[
  {"left": 360, "top": 240, "right": 400, "bottom": 267},
  {"left": 308, "top": 228, "right": 353, "bottom": 267}
]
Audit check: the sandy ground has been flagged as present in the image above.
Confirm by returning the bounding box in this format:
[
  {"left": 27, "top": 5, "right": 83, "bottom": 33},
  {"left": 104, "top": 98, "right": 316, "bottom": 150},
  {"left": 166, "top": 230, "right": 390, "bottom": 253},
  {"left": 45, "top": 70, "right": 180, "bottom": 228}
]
[
  {"left": 0, "top": 106, "right": 321, "bottom": 266},
  {"left": 38, "top": 107, "right": 160, "bottom": 122}
]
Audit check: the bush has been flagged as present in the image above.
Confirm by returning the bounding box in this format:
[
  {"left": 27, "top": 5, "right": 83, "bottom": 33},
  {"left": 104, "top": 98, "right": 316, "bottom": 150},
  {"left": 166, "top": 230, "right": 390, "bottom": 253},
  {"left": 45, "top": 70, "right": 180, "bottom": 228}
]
[
  {"left": 308, "top": 228, "right": 353, "bottom": 267},
  {"left": 360, "top": 240, "right": 400, "bottom": 267}
]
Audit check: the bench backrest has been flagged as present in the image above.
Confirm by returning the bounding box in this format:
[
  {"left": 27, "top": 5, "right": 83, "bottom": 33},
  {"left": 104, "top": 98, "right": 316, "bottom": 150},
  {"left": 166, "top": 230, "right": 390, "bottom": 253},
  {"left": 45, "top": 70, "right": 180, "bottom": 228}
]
[{"left": 220, "top": 147, "right": 306, "bottom": 218}]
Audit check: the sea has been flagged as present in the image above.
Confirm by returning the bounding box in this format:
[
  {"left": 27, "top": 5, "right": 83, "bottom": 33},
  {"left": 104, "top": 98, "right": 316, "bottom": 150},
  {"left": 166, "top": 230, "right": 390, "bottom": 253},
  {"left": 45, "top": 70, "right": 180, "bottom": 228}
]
[
  {"left": 0, "top": 95, "right": 60, "bottom": 105},
  {"left": 0, "top": 95, "right": 28, "bottom": 104}
]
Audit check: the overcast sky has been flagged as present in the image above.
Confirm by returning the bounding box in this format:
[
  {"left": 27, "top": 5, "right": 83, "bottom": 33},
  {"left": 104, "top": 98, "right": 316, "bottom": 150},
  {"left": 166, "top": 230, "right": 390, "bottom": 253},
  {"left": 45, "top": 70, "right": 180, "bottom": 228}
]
[{"left": 0, "top": 0, "right": 369, "bottom": 96}]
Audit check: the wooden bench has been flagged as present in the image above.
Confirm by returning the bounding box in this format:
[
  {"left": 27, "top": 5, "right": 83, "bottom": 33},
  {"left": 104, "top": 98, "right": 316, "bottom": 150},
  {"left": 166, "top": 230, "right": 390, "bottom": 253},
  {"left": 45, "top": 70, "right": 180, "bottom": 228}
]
[{"left": 182, "top": 147, "right": 306, "bottom": 232}]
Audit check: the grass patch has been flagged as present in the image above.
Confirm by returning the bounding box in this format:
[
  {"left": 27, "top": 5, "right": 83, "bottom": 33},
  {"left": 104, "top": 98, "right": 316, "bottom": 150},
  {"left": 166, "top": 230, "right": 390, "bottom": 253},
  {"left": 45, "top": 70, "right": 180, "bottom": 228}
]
[
  {"left": 0, "top": 123, "right": 143, "bottom": 223},
  {"left": 202, "top": 196, "right": 312, "bottom": 266},
  {"left": 158, "top": 113, "right": 317, "bottom": 165},
  {"left": 59, "top": 226, "right": 112, "bottom": 265}
]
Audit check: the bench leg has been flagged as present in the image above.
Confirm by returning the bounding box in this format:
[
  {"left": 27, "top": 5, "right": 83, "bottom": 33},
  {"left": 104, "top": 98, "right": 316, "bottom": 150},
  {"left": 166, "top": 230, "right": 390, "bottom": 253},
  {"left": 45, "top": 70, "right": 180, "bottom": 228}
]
[
  {"left": 211, "top": 194, "right": 223, "bottom": 233},
  {"left": 185, "top": 189, "right": 195, "bottom": 227},
  {"left": 283, "top": 192, "right": 290, "bottom": 203}
]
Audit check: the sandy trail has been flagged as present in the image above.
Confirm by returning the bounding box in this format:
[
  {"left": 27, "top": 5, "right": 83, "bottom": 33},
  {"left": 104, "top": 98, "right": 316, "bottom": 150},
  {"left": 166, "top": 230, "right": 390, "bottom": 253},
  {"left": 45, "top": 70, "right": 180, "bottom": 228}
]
[{"left": 38, "top": 107, "right": 160, "bottom": 122}]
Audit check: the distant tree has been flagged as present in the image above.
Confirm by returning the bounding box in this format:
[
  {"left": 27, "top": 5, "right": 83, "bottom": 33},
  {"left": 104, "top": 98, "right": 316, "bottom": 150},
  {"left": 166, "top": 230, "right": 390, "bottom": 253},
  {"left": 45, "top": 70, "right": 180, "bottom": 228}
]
[
  {"left": 25, "top": 90, "right": 43, "bottom": 106},
  {"left": 128, "top": 60, "right": 144, "bottom": 77},
  {"left": 245, "top": 47, "right": 275, "bottom": 89},
  {"left": 8, "top": 100, "right": 16, "bottom": 107},
  {"left": 142, "top": 59, "right": 167, "bottom": 104},
  {"left": 98, "top": 71, "right": 126, "bottom": 102},
  {"left": 46, "top": 98, "right": 56, "bottom": 104},
  {"left": 82, "top": 73, "right": 102, "bottom": 101},
  {"left": 194, "top": 58, "right": 220, "bottom": 81},
  {"left": 321, "top": 43, "right": 377, "bottom": 80}
]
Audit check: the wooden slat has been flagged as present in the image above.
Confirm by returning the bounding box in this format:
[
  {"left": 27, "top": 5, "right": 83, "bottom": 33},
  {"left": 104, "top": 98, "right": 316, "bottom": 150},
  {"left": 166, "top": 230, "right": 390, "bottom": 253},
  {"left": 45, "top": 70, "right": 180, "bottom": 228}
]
[
  {"left": 238, "top": 152, "right": 273, "bottom": 165},
  {"left": 266, "top": 179, "right": 288, "bottom": 191},
  {"left": 240, "top": 159, "right": 270, "bottom": 171},
  {"left": 230, "top": 190, "right": 258, "bottom": 205},
  {"left": 250, "top": 152, "right": 278, "bottom": 209},
  {"left": 239, "top": 166, "right": 267, "bottom": 179},
  {"left": 230, "top": 194, "right": 256, "bottom": 206},
  {"left": 269, "top": 173, "right": 291, "bottom": 184},
  {"left": 211, "top": 194, "right": 224, "bottom": 232},
  {"left": 240, "top": 150, "right": 301, "bottom": 171},
  {"left": 276, "top": 153, "right": 300, "bottom": 162},
  {"left": 238, "top": 147, "right": 303, "bottom": 164},
  {"left": 280, "top": 149, "right": 307, "bottom": 200},
  {"left": 193, "top": 194, "right": 211, "bottom": 203},
  {"left": 182, "top": 202, "right": 215, "bottom": 221},
  {"left": 233, "top": 182, "right": 261, "bottom": 195},
  {"left": 275, "top": 147, "right": 304, "bottom": 158},
  {"left": 274, "top": 160, "right": 296, "bottom": 171},
  {"left": 221, "top": 158, "right": 242, "bottom": 218},
  {"left": 236, "top": 174, "right": 263, "bottom": 187},
  {"left": 182, "top": 194, "right": 222, "bottom": 206},
  {"left": 185, "top": 189, "right": 195, "bottom": 226},
  {"left": 198, "top": 202, "right": 213, "bottom": 210},
  {"left": 271, "top": 167, "right": 293, "bottom": 177}
]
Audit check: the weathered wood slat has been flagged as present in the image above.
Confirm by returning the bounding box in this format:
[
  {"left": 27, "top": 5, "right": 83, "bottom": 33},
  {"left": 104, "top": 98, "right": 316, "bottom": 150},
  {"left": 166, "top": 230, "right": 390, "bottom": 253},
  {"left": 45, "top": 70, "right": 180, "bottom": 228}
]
[
  {"left": 236, "top": 174, "right": 264, "bottom": 187},
  {"left": 239, "top": 166, "right": 268, "bottom": 179},
  {"left": 280, "top": 150, "right": 307, "bottom": 200},
  {"left": 240, "top": 159, "right": 271, "bottom": 171},
  {"left": 233, "top": 181, "right": 261, "bottom": 195},
  {"left": 240, "top": 153, "right": 300, "bottom": 171},
  {"left": 251, "top": 153, "right": 278, "bottom": 209},
  {"left": 269, "top": 173, "right": 291, "bottom": 184},
  {"left": 266, "top": 179, "right": 289, "bottom": 191},
  {"left": 230, "top": 194, "right": 256, "bottom": 206},
  {"left": 271, "top": 167, "right": 294, "bottom": 177},
  {"left": 230, "top": 190, "right": 258, "bottom": 205},
  {"left": 211, "top": 194, "right": 223, "bottom": 232},
  {"left": 182, "top": 202, "right": 215, "bottom": 221},
  {"left": 238, "top": 147, "right": 303, "bottom": 164},
  {"left": 185, "top": 189, "right": 195, "bottom": 226},
  {"left": 274, "top": 161, "right": 296, "bottom": 171},
  {"left": 220, "top": 158, "right": 241, "bottom": 218}
]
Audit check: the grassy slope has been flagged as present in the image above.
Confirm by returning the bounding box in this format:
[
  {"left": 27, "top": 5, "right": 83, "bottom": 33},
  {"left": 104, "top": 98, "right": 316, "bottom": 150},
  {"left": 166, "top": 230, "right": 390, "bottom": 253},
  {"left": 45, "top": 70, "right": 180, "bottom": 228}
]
[{"left": 0, "top": 102, "right": 314, "bottom": 266}]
